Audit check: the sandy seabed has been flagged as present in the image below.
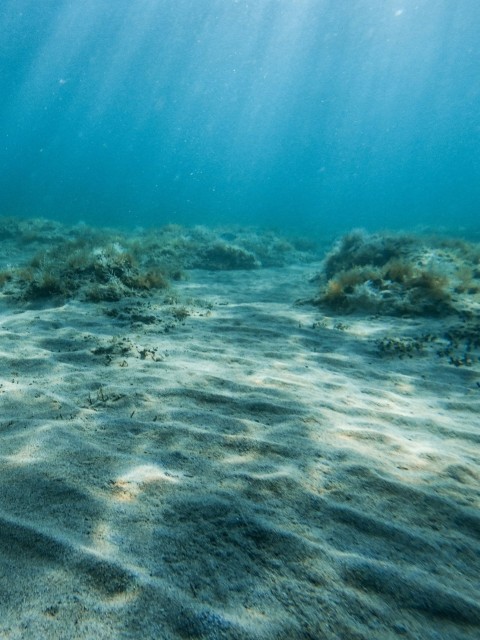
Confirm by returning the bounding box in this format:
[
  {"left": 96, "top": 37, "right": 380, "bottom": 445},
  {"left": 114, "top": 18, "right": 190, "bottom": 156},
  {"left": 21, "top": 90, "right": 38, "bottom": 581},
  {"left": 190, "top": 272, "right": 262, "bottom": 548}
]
[{"left": 0, "top": 260, "right": 479, "bottom": 639}]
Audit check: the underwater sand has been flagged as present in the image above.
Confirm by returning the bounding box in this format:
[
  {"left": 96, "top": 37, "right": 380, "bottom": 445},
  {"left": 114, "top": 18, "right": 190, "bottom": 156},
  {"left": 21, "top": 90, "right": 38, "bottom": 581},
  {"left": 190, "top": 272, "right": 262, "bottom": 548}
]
[{"left": 0, "top": 244, "right": 480, "bottom": 638}]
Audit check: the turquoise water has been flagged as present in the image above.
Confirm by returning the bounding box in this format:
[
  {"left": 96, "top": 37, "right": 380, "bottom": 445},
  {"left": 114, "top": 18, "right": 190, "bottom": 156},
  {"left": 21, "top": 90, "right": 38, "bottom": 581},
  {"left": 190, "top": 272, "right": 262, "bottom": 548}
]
[{"left": 1, "top": 0, "right": 479, "bottom": 233}]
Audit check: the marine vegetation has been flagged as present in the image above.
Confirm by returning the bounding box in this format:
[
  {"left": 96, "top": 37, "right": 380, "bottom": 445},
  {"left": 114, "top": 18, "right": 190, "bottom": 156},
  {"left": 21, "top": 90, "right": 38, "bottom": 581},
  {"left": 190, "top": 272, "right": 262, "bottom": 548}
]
[
  {"left": 199, "top": 242, "right": 259, "bottom": 270},
  {"left": 129, "top": 224, "right": 319, "bottom": 269},
  {"left": 312, "top": 230, "right": 480, "bottom": 317},
  {"left": 0, "top": 216, "right": 321, "bottom": 308},
  {"left": 376, "top": 319, "right": 480, "bottom": 367},
  {"left": 4, "top": 237, "right": 169, "bottom": 304},
  {"left": 0, "top": 216, "right": 319, "bottom": 278}
]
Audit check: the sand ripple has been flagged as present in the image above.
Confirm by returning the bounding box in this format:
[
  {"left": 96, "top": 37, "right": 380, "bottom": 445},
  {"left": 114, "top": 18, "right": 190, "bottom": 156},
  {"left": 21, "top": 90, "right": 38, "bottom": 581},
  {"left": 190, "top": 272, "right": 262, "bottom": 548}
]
[{"left": 0, "top": 265, "right": 479, "bottom": 639}]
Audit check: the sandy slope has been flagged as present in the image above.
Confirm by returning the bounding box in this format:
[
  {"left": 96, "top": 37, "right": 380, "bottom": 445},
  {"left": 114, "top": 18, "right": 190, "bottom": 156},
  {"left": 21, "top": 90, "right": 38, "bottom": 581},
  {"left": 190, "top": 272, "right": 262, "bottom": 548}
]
[{"left": 0, "top": 263, "right": 479, "bottom": 639}]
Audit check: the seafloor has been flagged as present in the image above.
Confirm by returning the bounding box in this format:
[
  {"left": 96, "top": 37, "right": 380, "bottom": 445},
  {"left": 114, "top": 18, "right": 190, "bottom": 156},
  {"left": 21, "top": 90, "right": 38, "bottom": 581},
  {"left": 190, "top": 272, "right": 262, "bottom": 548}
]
[{"left": 0, "top": 217, "right": 479, "bottom": 639}]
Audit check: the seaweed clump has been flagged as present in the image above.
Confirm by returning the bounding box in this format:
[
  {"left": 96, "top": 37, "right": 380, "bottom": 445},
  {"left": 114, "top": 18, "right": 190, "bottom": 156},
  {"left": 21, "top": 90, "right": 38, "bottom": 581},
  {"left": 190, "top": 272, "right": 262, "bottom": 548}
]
[
  {"left": 376, "top": 320, "right": 480, "bottom": 367},
  {"left": 313, "top": 230, "right": 460, "bottom": 316},
  {"left": 199, "top": 242, "right": 259, "bottom": 270},
  {"left": 132, "top": 224, "right": 319, "bottom": 270},
  {"left": 9, "top": 237, "right": 169, "bottom": 304}
]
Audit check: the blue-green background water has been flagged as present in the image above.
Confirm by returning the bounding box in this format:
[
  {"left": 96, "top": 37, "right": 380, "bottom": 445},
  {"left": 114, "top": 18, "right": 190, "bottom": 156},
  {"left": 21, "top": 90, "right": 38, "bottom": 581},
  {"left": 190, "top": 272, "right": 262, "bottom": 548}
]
[{"left": 1, "top": 0, "right": 479, "bottom": 233}]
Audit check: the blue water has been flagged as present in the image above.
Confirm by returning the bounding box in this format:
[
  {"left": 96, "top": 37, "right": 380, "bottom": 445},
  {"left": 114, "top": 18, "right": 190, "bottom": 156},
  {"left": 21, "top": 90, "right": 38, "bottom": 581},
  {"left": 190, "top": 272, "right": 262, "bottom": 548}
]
[{"left": 1, "top": 0, "right": 479, "bottom": 233}]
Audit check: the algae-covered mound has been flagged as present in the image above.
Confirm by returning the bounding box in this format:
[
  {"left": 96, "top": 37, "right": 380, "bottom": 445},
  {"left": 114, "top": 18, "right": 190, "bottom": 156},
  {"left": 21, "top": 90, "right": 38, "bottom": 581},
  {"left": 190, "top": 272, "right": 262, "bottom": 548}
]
[
  {"left": 130, "top": 224, "right": 319, "bottom": 270},
  {"left": 130, "top": 225, "right": 261, "bottom": 271},
  {"left": 0, "top": 216, "right": 321, "bottom": 305},
  {"left": 312, "top": 230, "right": 480, "bottom": 317},
  {"left": 3, "top": 235, "right": 170, "bottom": 304}
]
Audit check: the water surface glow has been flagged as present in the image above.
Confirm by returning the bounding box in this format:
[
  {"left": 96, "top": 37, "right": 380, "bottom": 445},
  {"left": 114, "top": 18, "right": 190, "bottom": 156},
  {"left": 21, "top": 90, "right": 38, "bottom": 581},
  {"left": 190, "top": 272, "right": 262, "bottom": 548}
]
[{"left": 1, "top": 0, "right": 479, "bottom": 232}]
